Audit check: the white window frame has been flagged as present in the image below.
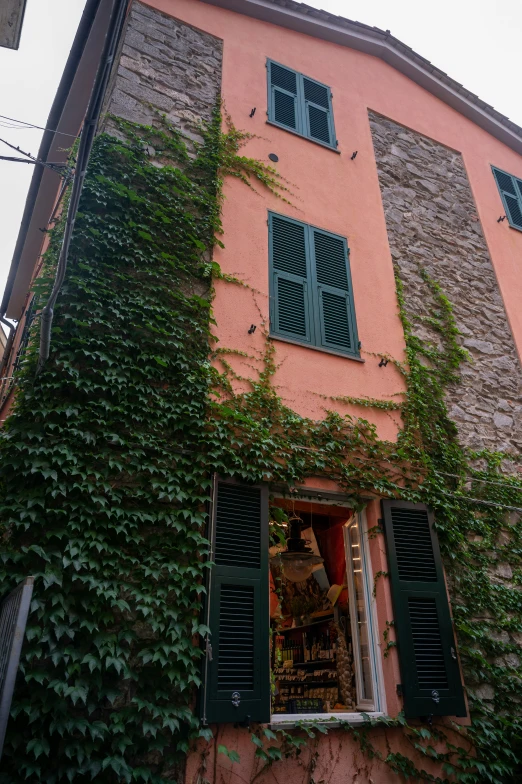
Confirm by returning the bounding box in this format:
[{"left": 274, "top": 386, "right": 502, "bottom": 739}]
[{"left": 270, "top": 504, "right": 386, "bottom": 726}]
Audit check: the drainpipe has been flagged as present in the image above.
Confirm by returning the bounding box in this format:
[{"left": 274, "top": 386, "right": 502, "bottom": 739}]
[
  {"left": 36, "top": 0, "right": 129, "bottom": 375},
  {"left": 0, "top": 317, "right": 15, "bottom": 378}
]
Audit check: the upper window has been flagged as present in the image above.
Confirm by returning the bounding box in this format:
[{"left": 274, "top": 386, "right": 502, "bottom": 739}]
[
  {"left": 267, "top": 60, "right": 337, "bottom": 149},
  {"left": 268, "top": 212, "right": 359, "bottom": 358},
  {"left": 492, "top": 166, "right": 522, "bottom": 231}
]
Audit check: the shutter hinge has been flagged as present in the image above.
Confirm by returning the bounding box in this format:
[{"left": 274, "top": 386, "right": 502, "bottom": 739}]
[
  {"left": 358, "top": 340, "right": 361, "bottom": 350},
  {"left": 206, "top": 639, "right": 213, "bottom": 661},
  {"left": 396, "top": 684, "right": 403, "bottom": 697}
]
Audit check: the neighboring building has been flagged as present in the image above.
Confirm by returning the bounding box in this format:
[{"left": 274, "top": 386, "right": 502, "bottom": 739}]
[
  {"left": 0, "top": 0, "right": 27, "bottom": 49},
  {"left": 1, "top": 1, "right": 522, "bottom": 782}
]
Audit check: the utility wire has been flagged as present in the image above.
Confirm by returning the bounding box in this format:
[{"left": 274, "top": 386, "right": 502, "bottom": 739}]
[
  {"left": 0, "top": 114, "right": 79, "bottom": 138},
  {"left": 440, "top": 491, "right": 522, "bottom": 514},
  {"left": 435, "top": 470, "right": 522, "bottom": 492},
  {"left": 0, "top": 137, "right": 70, "bottom": 176}
]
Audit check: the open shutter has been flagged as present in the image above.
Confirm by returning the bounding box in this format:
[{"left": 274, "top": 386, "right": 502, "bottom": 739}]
[
  {"left": 202, "top": 479, "right": 270, "bottom": 725},
  {"left": 269, "top": 213, "right": 314, "bottom": 343},
  {"left": 268, "top": 61, "right": 300, "bottom": 133},
  {"left": 311, "top": 228, "right": 358, "bottom": 355},
  {"left": 492, "top": 167, "right": 522, "bottom": 230},
  {"left": 302, "top": 76, "right": 335, "bottom": 147},
  {"left": 382, "top": 500, "right": 466, "bottom": 718}
]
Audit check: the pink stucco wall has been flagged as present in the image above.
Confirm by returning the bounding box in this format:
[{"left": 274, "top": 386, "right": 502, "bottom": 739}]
[
  {"left": 139, "top": 0, "right": 520, "bottom": 777},
  {"left": 146, "top": 0, "right": 522, "bottom": 445}
]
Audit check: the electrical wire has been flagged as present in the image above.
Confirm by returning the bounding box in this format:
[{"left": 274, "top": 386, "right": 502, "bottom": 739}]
[
  {"left": 434, "top": 470, "right": 522, "bottom": 492},
  {"left": 0, "top": 114, "right": 79, "bottom": 138},
  {"left": 0, "top": 137, "right": 70, "bottom": 176}
]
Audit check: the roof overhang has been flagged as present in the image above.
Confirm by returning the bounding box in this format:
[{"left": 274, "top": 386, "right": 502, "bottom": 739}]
[
  {"left": 0, "top": 0, "right": 27, "bottom": 50},
  {"left": 2, "top": 0, "right": 115, "bottom": 320},
  {"left": 202, "top": 0, "right": 522, "bottom": 156}
]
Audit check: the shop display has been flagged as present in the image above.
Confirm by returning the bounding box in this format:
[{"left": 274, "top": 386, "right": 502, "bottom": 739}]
[{"left": 270, "top": 507, "right": 357, "bottom": 715}]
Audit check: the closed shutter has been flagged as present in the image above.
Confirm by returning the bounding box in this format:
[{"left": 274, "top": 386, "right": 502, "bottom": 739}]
[
  {"left": 269, "top": 213, "right": 313, "bottom": 343},
  {"left": 202, "top": 479, "right": 270, "bottom": 724},
  {"left": 268, "top": 61, "right": 299, "bottom": 132},
  {"left": 382, "top": 500, "right": 466, "bottom": 718},
  {"left": 302, "top": 77, "right": 334, "bottom": 147},
  {"left": 492, "top": 167, "right": 522, "bottom": 230},
  {"left": 311, "top": 228, "right": 358, "bottom": 354}
]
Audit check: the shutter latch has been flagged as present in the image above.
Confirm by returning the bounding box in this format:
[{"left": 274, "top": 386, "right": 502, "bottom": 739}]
[
  {"left": 451, "top": 646, "right": 457, "bottom": 660},
  {"left": 206, "top": 639, "right": 213, "bottom": 662},
  {"left": 431, "top": 690, "right": 440, "bottom": 704},
  {"left": 231, "top": 691, "right": 241, "bottom": 707}
]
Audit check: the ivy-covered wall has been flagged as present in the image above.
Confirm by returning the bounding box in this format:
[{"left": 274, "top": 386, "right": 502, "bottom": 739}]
[{"left": 2, "top": 3, "right": 522, "bottom": 784}]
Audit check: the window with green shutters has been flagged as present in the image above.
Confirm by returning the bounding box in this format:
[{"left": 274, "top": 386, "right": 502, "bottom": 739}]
[
  {"left": 201, "top": 479, "right": 270, "bottom": 725},
  {"left": 267, "top": 60, "right": 337, "bottom": 149},
  {"left": 492, "top": 166, "right": 522, "bottom": 231},
  {"left": 269, "top": 212, "right": 359, "bottom": 357},
  {"left": 381, "top": 500, "right": 467, "bottom": 718}
]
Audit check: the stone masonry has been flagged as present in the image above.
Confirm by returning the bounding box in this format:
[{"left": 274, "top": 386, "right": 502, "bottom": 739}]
[
  {"left": 103, "top": 0, "right": 222, "bottom": 141},
  {"left": 370, "top": 112, "right": 522, "bottom": 455}
]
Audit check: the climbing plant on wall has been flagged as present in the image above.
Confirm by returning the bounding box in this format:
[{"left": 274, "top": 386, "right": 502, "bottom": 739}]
[{"left": 0, "top": 105, "right": 522, "bottom": 784}]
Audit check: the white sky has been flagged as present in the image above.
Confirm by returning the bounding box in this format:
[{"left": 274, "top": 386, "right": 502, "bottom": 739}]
[{"left": 0, "top": 0, "right": 521, "bottom": 319}]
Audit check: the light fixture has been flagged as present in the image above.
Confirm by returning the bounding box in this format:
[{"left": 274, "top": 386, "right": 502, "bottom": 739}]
[{"left": 271, "top": 514, "right": 323, "bottom": 582}]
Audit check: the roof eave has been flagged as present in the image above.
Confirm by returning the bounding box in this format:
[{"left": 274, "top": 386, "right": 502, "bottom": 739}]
[{"left": 201, "top": 0, "right": 522, "bottom": 155}]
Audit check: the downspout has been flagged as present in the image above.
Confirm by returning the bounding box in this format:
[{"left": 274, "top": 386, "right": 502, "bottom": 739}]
[
  {"left": 36, "top": 0, "right": 129, "bottom": 375},
  {"left": 0, "top": 317, "right": 15, "bottom": 378}
]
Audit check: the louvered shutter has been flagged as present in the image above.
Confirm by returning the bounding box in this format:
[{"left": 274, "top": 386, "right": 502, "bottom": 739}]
[
  {"left": 302, "top": 76, "right": 335, "bottom": 147},
  {"left": 269, "top": 213, "right": 314, "bottom": 343},
  {"left": 311, "top": 228, "right": 359, "bottom": 355},
  {"left": 492, "top": 167, "right": 522, "bottom": 230},
  {"left": 382, "top": 500, "right": 466, "bottom": 718},
  {"left": 268, "top": 61, "right": 300, "bottom": 132},
  {"left": 202, "top": 480, "right": 270, "bottom": 724}
]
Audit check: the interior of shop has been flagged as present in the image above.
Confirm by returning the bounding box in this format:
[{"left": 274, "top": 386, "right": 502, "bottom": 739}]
[{"left": 269, "top": 499, "right": 373, "bottom": 716}]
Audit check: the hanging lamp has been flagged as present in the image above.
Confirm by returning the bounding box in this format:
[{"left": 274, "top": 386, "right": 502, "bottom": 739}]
[{"left": 271, "top": 514, "right": 323, "bottom": 582}]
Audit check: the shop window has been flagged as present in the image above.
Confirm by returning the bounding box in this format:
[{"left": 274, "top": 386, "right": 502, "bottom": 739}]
[
  {"left": 492, "top": 166, "right": 522, "bottom": 231},
  {"left": 268, "top": 212, "right": 359, "bottom": 359},
  {"left": 269, "top": 502, "right": 382, "bottom": 718},
  {"left": 267, "top": 60, "right": 337, "bottom": 149},
  {"left": 200, "top": 481, "right": 466, "bottom": 725}
]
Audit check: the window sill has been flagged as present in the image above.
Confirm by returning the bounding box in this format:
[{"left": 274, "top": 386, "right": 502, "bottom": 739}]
[
  {"left": 270, "top": 334, "right": 364, "bottom": 362},
  {"left": 270, "top": 711, "right": 384, "bottom": 729},
  {"left": 266, "top": 120, "right": 341, "bottom": 153}
]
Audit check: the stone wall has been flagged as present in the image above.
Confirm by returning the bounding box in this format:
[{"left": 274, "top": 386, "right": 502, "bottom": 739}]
[
  {"left": 102, "top": 0, "right": 222, "bottom": 141},
  {"left": 369, "top": 111, "right": 522, "bottom": 455}
]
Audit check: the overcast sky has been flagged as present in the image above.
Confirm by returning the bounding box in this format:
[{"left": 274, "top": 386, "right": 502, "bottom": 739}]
[{"left": 1, "top": 0, "right": 521, "bottom": 321}]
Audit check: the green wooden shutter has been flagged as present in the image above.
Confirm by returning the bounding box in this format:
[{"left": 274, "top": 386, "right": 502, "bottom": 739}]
[
  {"left": 268, "top": 61, "right": 300, "bottom": 133},
  {"left": 202, "top": 480, "right": 270, "bottom": 725},
  {"left": 382, "top": 500, "right": 466, "bottom": 718},
  {"left": 310, "top": 228, "right": 359, "bottom": 355},
  {"left": 302, "top": 76, "right": 335, "bottom": 147},
  {"left": 492, "top": 166, "right": 522, "bottom": 230},
  {"left": 269, "top": 213, "right": 314, "bottom": 343}
]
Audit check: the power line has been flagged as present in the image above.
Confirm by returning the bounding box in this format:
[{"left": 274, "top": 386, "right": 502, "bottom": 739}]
[
  {"left": 435, "top": 470, "right": 522, "bottom": 492},
  {"left": 0, "top": 137, "right": 70, "bottom": 176},
  {"left": 0, "top": 114, "right": 78, "bottom": 138}
]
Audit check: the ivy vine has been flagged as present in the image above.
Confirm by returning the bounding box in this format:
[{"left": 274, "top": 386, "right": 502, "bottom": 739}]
[{"left": 0, "top": 105, "right": 522, "bottom": 783}]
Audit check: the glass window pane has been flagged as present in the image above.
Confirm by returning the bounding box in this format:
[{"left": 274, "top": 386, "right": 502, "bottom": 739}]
[{"left": 347, "top": 519, "right": 374, "bottom": 702}]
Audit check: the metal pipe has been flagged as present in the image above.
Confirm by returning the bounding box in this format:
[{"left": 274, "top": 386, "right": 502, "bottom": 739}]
[{"left": 36, "top": 0, "right": 129, "bottom": 374}]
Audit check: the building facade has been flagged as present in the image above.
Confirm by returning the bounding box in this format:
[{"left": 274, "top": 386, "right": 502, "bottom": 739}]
[{"left": 1, "top": 0, "right": 522, "bottom": 781}]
